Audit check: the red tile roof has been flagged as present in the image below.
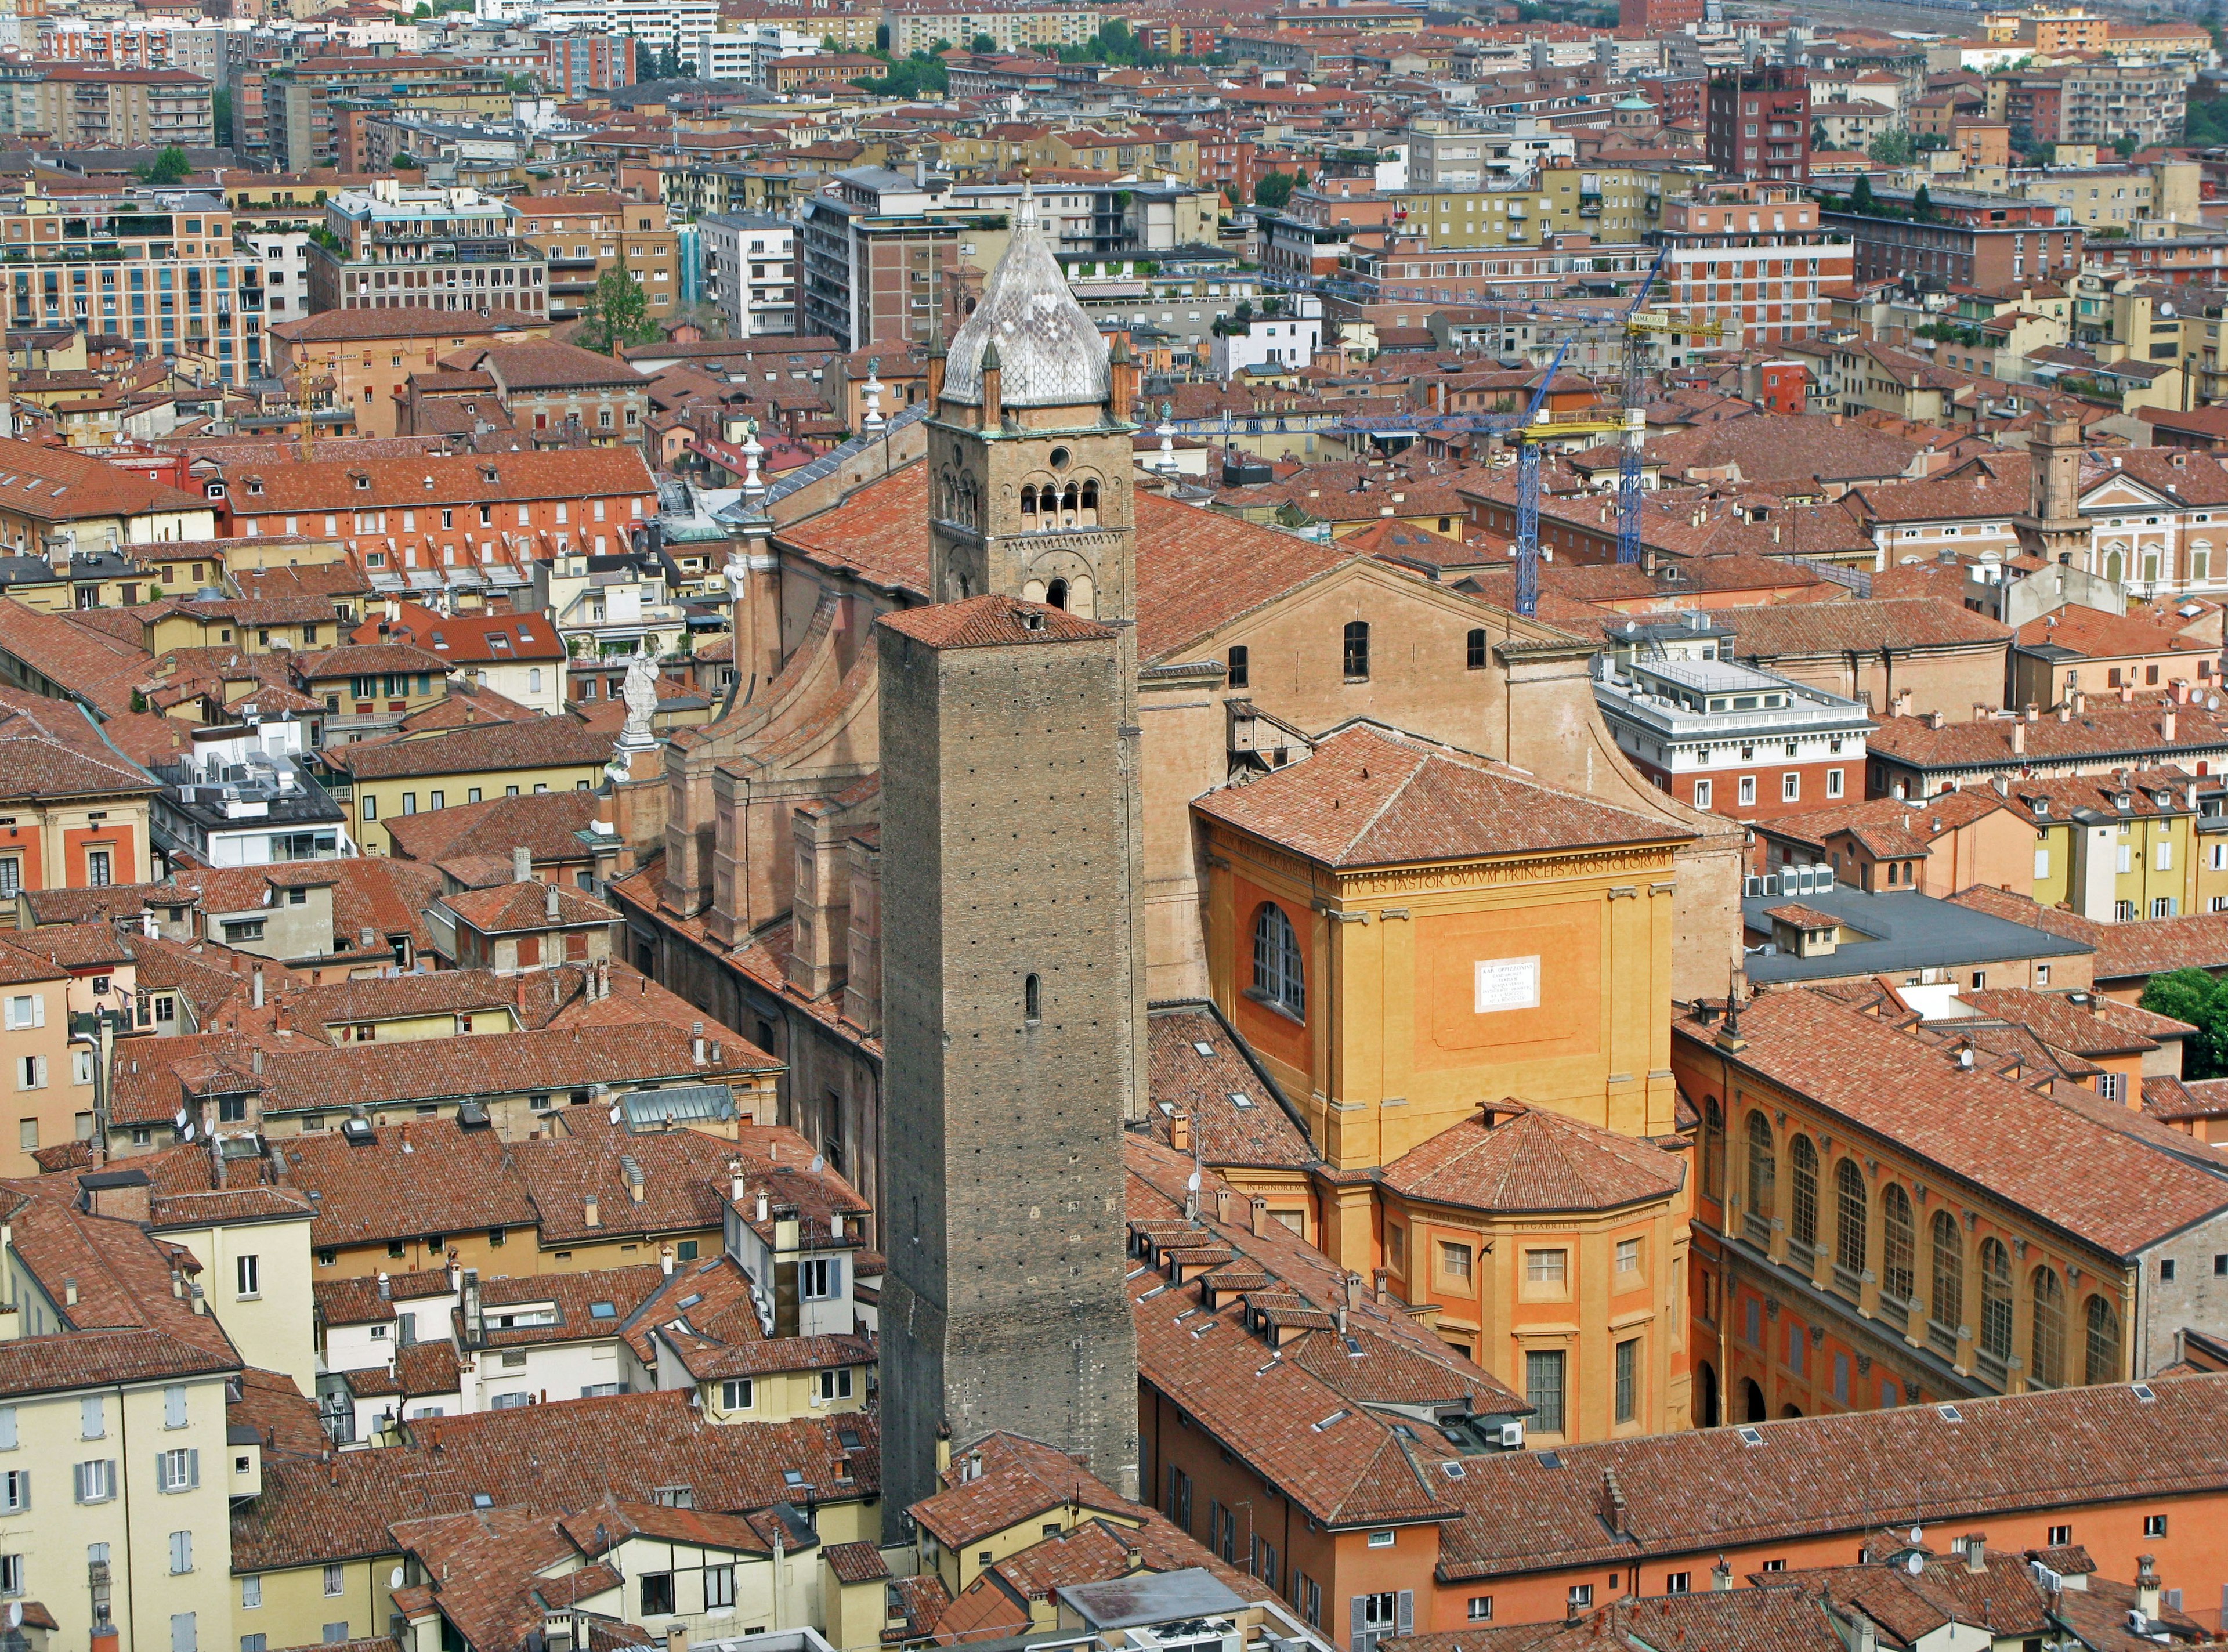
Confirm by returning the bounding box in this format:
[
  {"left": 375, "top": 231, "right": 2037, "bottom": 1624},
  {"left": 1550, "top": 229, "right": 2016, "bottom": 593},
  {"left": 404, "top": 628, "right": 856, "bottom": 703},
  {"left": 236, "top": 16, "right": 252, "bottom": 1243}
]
[{"left": 1380, "top": 1105, "right": 1684, "bottom": 1213}]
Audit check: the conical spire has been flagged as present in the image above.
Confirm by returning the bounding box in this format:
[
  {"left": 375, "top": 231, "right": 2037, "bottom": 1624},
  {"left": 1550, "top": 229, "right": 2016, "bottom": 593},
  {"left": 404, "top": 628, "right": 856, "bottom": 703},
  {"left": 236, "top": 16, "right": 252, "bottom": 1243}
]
[{"left": 940, "top": 172, "right": 1109, "bottom": 410}]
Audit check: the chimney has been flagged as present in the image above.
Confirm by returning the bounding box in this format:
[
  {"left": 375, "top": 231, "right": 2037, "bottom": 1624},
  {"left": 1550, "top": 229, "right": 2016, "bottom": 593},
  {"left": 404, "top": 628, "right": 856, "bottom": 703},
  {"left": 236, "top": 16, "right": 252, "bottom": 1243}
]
[
  {"left": 2120, "top": 682, "right": 2135, "bottom": 704},
  {"left": 376, "top": 1271, "right": 390, "bottom": 1300},
  {"left": 251, "top": 967, "right": 265, "bottom": 1008},
  {"left": 661, "top": 1245, "right": 675, "bottom": 1276},
  {"left": 2136, "top": 1556, "right": 2161, "bottom": 1622},
  {"left": 251, "top": 1047, "right": 263, "bottom": 1075},
  {"left": 755, "top": 1190, "right": 769, "bottom": 1223},
  {"left": 666, "top": 1628, "right": 688, "bottom": 1652},
  {"left": 729, "top": 1159, "right": 746, "bottom": 1202},
  {"left": 2024, "top": 703, "right": 2038, "bottom": 722},
  {"left": 622, "top": 1156, "right": 645, "bottom": 1202},
  {"left": 1344, "top": 1271, "right": 1362, "bottom": 1311},
  {"left": 1962, "top": 1535, "right": 1987, "bottom": 1574},
  {"left": 1973, "top": 702, "right": 1989, "bottom": 723},
  {"left": 514, "top": 845, "right": 533, "bottom": 883},
  {"left": 2164, "top": 704, "right": 2177, "bottom": 743},
  {"left": 584, "top": 1193, "right": 601, "bottom": 1228},
  {"left": 1372, "top": 1267, "right": 1390, "bottom": 1305},
  {"left": 2011, "top": 720, "right": 2025, "bottom": 755},
  {"left": 2073, "top": 689, "right": 2087, "bottom": 714},
  {"left": 1249, "top": 1196, "right": 1269, "bottom": 1236},
  {"left": 1169, "top": 1111, "right": 1191, "bottom": 1153},
  {"left": 1891, "top": 688, "right": 1914, "bottom": 718},
  {"left": 1925, "top": 710, "right": 1945, "bottom": 730},
  {"left": 1854, "top": 1613, "right": 1878, "bottom": 1652},
  {"left": 1599, "top": 1469, "right": 1627, "bottom": 1536},
  {"left": 1711, "top": 1558, "right": 1733, "bottom": 1592},
  {"left": 462, "top": 1268, "right": 483, "bottom": 1349}
]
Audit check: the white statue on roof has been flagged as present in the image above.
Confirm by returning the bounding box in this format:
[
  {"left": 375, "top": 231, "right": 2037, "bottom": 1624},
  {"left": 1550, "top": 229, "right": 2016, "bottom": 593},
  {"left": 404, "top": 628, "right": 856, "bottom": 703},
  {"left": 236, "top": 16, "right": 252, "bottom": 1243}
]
[{"left": 617, "top": 654, "right": 660, "bottom": 753}]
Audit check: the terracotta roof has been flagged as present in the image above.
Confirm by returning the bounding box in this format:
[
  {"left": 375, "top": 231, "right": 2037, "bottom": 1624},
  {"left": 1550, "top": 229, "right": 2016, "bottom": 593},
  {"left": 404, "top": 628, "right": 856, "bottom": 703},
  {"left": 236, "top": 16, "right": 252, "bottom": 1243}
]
[
  {"left": 1868, "top": 702, "right": 2228, "bottom": 771},
  {"left": 0, "top": 435, "right": 207, "bottom": 522},
  {"left": 878, "top": 594, "right": 1116, "bottom": 650},
  {"left": 1947, "top": 883, "right": 2228, "bottom": 981},
  {"left": 1193, "top": 723, "right": 1684, "bottom": 867},
  {"left": 1678, "top": 986, "right": 2228, "bottom": 1255},
  {"left": 270, "top": 309, "right": 545, "bottom": 344},
  {"left": 319, "top": 717, "right": 614, "bottom": 781},
  {"left": 219, "top": 448, "right": 655, "bottom": 515},
  {"left": 468, "top": 340, "right": 648, "bottom": 392},
  {"left": 1433, "top": 1374, "right": 2228, "bottom": 1581},
  {"left": 232, "top": 1392, "right": 874, "bottom": 1572},
  {"left": 1142, "top": 1003, "right": 1315, "bottom": 1169},
  {"left": 2013, "top": 603, "right": 2216, "bottom": 662},
  {"left": 913, "top": 1432, "right": 1136, "bottom": 1549},
  {"left": 436, "top": 879, "right": 616, "bottom": 934},
  {"left": 1724, "top": 598, "right": 2012, "bottom": 659},
  {"left": 1380, "top": 1105, "right": 1684, "bottom": 1213}
]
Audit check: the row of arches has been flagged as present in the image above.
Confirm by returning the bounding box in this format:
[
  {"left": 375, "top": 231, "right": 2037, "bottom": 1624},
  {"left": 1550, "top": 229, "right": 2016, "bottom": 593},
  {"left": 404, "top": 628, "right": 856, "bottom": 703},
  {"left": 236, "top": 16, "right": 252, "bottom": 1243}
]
[
  {"left": 1707, "top": 1100, "right": 2124, "bottom": 1393},
  {"left": 1021, "top": 479, "right": 1101, "bottom": 528}
]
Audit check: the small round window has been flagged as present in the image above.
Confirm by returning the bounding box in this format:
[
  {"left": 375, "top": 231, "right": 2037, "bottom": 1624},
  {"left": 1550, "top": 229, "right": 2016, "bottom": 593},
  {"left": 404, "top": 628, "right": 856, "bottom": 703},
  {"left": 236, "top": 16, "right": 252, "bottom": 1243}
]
[{"left": 1048, "top": 446, "right": 1072, "bottom": 471}]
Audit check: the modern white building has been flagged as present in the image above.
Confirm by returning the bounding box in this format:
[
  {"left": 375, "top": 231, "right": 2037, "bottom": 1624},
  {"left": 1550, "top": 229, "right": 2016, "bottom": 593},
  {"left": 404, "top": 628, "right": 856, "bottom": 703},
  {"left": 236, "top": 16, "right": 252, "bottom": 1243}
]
[
  {"left": 241, "top": 229, "right": 310, "bottom": 322},
  {"left": 1206, "top": 290, "right": 1322, "bottom": 381},
  {"left": 697, "top": 24, "right": 818, "bottom": 84},
  {"left": 149, "top": 717, "right": 356, "bottom": 870},
  {"left": 473, "top": 0, "right": 716, "bottom": 54},
  {"left": 699, "top": 211, "right": 797, "bottom": 336}
]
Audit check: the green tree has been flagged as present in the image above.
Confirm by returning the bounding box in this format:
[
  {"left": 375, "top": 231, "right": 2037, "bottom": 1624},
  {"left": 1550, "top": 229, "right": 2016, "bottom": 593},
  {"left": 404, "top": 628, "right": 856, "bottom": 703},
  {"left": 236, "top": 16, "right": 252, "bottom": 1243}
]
[
  {"left": 1912, "top": 183, "right": 1933, "bottom": 220},
  {"left": 213, "top": 87, "right": 232, "bottom": 147},
  {"left": 2114, "top": 130, "right": 2140, "bottom": 158},
  {"left": 581, "top": 266, "right": 657, "bottom": 355},
  {"left": 502, "top": 70, "right": 539, "bottom": 94},
  {"left": 136, "top": 146, "right": 191, "bottom": 185},
  {"left": 2142, "top": 967, "right": 2228, "bottom": 1076},
  {"left": 971, "top": 32, "right": 996, "bottom": 51},
  {"left": 1253, "top": 169, "right": 1296, "bottom": 209},
  {"left": 1868, "top": 128, "right": 1915, "bottom": 165},
  {"left": 1851, "top": 173, "right": 1875, "bottom": 212}
]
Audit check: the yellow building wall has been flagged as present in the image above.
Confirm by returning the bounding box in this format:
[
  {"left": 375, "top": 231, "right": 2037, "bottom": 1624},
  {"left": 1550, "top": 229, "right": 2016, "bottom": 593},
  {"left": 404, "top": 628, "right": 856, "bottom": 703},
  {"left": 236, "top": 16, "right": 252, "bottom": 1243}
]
[
  {"left": 160, "top": 1214, "right": 320, "bottom": 1398},
  {"left": 1203, "top": 825, "right": 1681, "bottom": 1170},
  {"left": 353, "top": 763, "right": 604, "bottom": 855}
]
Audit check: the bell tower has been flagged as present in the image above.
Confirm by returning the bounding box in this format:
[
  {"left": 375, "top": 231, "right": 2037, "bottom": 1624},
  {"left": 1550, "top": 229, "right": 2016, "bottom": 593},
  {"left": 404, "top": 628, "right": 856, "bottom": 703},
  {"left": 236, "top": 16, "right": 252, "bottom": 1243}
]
[{"left": 878, "top": 179, "right": 1144, "bottom": 1531}]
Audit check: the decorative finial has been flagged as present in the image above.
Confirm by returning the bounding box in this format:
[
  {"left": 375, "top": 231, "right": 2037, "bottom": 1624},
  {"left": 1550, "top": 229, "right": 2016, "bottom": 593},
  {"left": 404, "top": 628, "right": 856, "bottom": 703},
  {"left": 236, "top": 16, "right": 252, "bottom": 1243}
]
[
  {"left": 1715, "top": 964, "right": 1748, "bottom": 1052},
  {"left": 740, "top": 419, "right": 764, "bottom": 501},
  {"left": 862, "top": 357, "right": 885, "bottom": 431}
]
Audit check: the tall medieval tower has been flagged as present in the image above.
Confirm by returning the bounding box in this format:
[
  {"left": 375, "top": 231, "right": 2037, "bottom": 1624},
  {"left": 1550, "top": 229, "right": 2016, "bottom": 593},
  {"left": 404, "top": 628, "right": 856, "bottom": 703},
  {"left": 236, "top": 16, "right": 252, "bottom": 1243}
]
[{"left": 877, "top": 183, "right": 1143, "bottom": 1526}]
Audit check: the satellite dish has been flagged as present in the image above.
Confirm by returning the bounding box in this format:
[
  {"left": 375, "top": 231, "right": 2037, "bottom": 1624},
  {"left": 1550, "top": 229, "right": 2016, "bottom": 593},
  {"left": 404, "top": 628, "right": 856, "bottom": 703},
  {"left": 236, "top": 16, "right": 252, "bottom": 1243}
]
[
  {"left": 1186, "top": 1172, "right": 1201, "bottom": 1191},
  {"left": 1905, "top": 1553, "right": 1924, "bottom": 1575},
  {"left": 809, "top": 1154, "right": 825, "bottom": 1173},
  {"left": 608, "top": 1105, "right": 622, "bottom": 1125},
  {"left": 390, "top": 1568, "right": 404, "bottom": 1589},
  {"left": 1909, "top": 1527, "right": 1923, "bottom": 1545},
  {"left": 183, "top": 1124, "right": 196, "bottom": 1142},
  {"left": 175, "top": 1107, "right": 188, "bottom": 1129}
]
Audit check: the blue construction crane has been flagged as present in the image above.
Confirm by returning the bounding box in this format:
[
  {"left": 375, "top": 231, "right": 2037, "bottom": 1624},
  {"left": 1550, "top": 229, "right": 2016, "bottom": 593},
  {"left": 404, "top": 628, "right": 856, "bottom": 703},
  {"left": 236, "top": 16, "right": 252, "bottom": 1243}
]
[
  {"left": 1615, "top": 246, "right": 1672, "bottom": 566},
  {"left": 1512, "top": 334, "right": 1577, "bottom": 620}
]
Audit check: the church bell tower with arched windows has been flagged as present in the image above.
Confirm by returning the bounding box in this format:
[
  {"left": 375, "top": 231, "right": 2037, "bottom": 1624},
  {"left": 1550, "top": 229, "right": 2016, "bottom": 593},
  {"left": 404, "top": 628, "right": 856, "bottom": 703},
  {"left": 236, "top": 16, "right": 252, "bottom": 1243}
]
[{"left": 877, "top": 180, "right": 1144, "bottom": 1530}]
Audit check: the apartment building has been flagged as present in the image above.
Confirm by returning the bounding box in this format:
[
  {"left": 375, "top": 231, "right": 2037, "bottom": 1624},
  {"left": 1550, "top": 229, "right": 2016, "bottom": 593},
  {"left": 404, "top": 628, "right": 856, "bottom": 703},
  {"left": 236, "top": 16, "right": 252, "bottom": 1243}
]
[
  {"left": 303, "top": 180, "right": 548, "bottom": 319},
  {"left": 0, "top": 187, "right": 263, "bottom": 381},
  {"left": 476, "top": 0, "right": 716, "bottom": 56},
  {"left": 511, "top": 193, "right": 677, "bottom": 326},
  {"left": 882, "top": 9, "right": 1101, "bottom": 53},
  {"left": 1706, "top": 64, "right": 1810, "bottom": 185},
  {"left": 266, "top": 55, "right": 508, "bottom": 173},
  {"left": 266, "top": 308, "right": 552, "bottom": 440},
  {"left": 699, "top": 212, "right": 797, "bottom": 337},
  {"left": 1822, "top": 188, "right": 2082, "bottom": 290},
  {"left": 1656, "top": 184, "right": 1852, "bottom": 347},
  {"left": 527, "top": 27, "right": 637, "bottom": 96},
  {"left": 796, "top": 167, "right": 1006, "bottom": 352},
  {"left": 5, "top": 65, "right": 213, "bottom": 147}
]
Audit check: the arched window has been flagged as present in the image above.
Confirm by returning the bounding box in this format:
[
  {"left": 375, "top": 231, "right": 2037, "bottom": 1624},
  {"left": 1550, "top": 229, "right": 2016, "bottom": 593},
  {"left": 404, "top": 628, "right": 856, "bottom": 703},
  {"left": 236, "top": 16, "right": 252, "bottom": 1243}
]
[
  {"left": 1788, "top": 1135, "right": 1818, "bottom": 1250},
  {"left": 1931, "top": 1210, "right": 1963, "bottom": 1337},
  {"left": 1079, "top": 479, "right": 1099, "bottom": 525},
  {"left": 1343, "top": 620, "right": 1370, "bottom": 682},
  {"left": 2031, "top": 1266, "right": 2066, "bottom": 1389},
  {"left": 2084, "top": 1293, "right": 2121, "bottom": 1385},
  {"left": 1880, "top": 1184, "right": 1915, "bottom": 1304},
  {"left": 1060, "top": 483, "right": 1079, "bottom": 521},
  {"left": 1741, "top": 1378, "right": 1766, "bottom": 1423},
  {"left": 1745, "top": 1112, "right": 1774, "bottom": 1221},
  {"left": 1701, "top": 1098, "right": 1724, "bottom": 1201},
  {"left": 1834, "top": 1158, "right": 1867, "bottom": 1274},
  {"left": 1046, "top": 578, "right": 1069, "bottom": 610},
  {"left": 1252, "top": 903, "right": 1304, "bottom": 1019},
  {"left": 1021, "top": 484, "right": 1038, "bottom": 518},
  {"left": 1979, "top": 1237, "right": 2013, "bottom": 1364},
  {"left": 1466, "top": 627, "right": 1488, "bottom": 670},
  {"left": 1023, "top": 973, "right": 1041, "bottom": 1022}
]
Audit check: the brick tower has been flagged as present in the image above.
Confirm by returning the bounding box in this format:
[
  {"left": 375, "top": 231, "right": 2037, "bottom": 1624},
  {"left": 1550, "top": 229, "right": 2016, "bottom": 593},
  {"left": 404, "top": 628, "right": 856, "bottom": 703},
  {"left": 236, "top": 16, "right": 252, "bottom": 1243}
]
[{"left": 878, "top": 181, "right": 1142, "bottom": 1527}]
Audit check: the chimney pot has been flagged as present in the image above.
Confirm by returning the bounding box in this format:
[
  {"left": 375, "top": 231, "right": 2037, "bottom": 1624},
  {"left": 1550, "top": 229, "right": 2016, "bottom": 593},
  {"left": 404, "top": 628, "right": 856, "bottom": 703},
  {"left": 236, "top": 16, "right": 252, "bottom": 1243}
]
[
  {"left": 514, "top": 846, "right": 532, "bottom": 883},
  {"left": 1249, "top": 1196, "right": 1269, "bottom": 1236},
  {"left": 584, "top": 1193, "right": 601, "bottom": 1228}
]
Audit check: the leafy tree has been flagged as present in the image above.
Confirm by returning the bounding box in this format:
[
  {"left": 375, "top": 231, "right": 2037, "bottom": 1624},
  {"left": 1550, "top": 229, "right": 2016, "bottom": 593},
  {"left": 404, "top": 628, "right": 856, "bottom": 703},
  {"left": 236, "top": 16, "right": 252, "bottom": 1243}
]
[
  {"left": 1868, "top": 129, "right": 1915, "bottom": 165},
  {"left": 581, "top": 266, "right": 657, "bottom": 355},
  {"left": 2141, "top": 967, "right": 2228, "bottom": 1076},
  {"left": 971, "top": 32, "right": 996, "bottom": 52},
  {"left": 1912, "top": 183, "right": 1934, "bottom": 220},
  {"left": 2114, "top": 130, "right": 2140, "bottom": 158},
  {"left": 136, "top": 146, "right": 191, "bottom": 186},
  {"left": 1253, "top": 169, "right": 1297, "bottom": 209},
  {"left": 850, "top": 50, "right": 949, "bottom": 97},
  {"left": 1851, "top": 173, "right": 1875, "bottom": 212},
  {"left": 391, "top": 152, "right": 419, "bottom": 169},
  {"left": 502, "top": 70, "right": 539, "bottom": 94},
  {"left": 822, "top": 35, "right": 841, "bottom": 50}
]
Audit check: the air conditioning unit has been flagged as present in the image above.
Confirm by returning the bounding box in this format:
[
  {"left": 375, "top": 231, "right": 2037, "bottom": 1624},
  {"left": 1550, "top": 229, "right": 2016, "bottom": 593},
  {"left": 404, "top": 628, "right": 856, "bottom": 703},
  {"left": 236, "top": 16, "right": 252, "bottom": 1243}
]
[{"left": 1496, "top": 1420, "right": 1523, "bottom": 1449}]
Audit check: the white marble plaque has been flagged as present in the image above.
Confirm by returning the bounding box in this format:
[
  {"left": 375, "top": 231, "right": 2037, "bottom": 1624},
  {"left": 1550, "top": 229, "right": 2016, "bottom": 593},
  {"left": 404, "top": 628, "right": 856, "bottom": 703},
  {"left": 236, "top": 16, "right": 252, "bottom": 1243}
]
[{"left": 1474, "top": 955, "right": 1541, "bottom": 1014}]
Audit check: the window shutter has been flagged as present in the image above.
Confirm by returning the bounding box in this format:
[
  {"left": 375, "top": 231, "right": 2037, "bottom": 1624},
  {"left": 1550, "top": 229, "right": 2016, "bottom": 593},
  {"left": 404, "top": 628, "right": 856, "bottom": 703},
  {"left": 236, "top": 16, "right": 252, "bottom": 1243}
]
[
  {"left": 31, "top": 1057, "right": 43, "bottom": 1088},
  {"left": 189, "top": 1449, "right": 200, "bottom": 1489},
  {"left": 1397, "top": 1593, "right": 1413, "bottom": 1636},
  {"left": 0, "top": 1406, "right": 18, "bottom": 1450},
  {"left": 29, "top": 995, "right": 41, "bottom": 1029},
  {"left": 1350, "top": 1598, "right": 1366, "bottom": 1643}
]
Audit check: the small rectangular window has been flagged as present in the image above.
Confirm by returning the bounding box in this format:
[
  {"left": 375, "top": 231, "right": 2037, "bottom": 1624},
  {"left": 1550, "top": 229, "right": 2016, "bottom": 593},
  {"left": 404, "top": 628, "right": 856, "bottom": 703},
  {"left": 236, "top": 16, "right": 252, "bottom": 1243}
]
[
  {"left": 323, "top": 1564, "right": 344, "bottom": 1597},
  {"left": 2145, "top": 1514, "right": 2168, "bottom": 1538},
  {"left": 721, "top": 1379, "right": 753, "bottom": 1411},
  {"left": 2048, "top": 1524, "right": 2072, "bottom": 1546},
  {"left": 1466, "top": 1599, "right": 1493, "bottom": 1622},
  {"left": 1227, "top": 645, "right": 1249, "bottom": 689}
]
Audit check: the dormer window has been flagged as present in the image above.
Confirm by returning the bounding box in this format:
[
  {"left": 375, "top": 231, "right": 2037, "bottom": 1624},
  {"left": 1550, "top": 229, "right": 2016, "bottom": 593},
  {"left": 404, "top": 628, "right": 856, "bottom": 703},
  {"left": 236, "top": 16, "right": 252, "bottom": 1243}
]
[
  {"left": 481, "top": 467, "right": 499, "bottom": 485},
  {"left": 350, "top": 473, "right": 370, "bottom": 490},
  {"left": 245, "top": 478, "right": 263, "bottom": 496}
]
